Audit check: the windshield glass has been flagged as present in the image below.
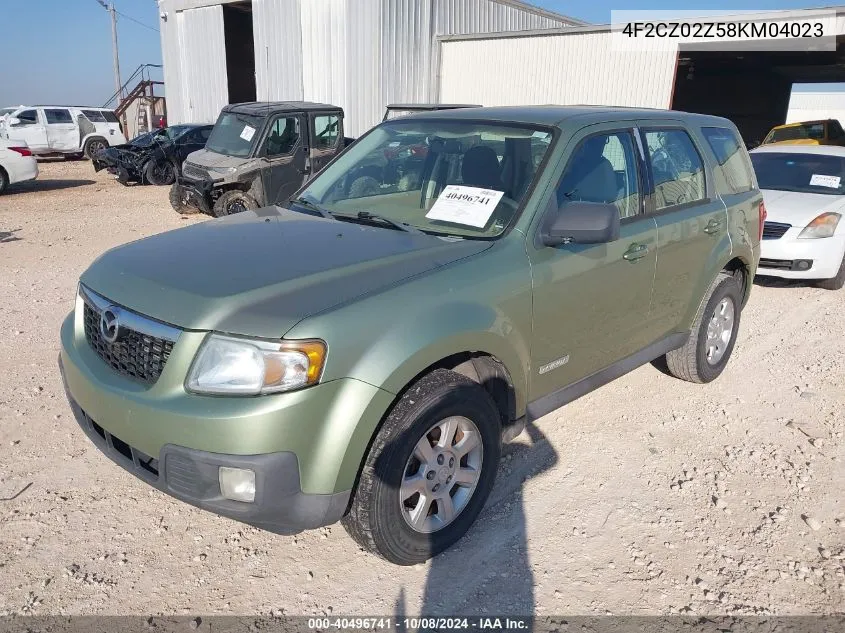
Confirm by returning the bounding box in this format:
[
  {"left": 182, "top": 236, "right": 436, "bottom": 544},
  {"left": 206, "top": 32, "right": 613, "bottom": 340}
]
[
  {"left": 205, "top": 112, "right": 263, "bottom": 157},
  {"left": 750, "top": 151, "right": 845, "bottom": 195},
  {"left": 298, "top": 120, "right": 555, "bottom": 238},
  {"left": 765, "top": 123, "right": 825, "bottom": 144}
]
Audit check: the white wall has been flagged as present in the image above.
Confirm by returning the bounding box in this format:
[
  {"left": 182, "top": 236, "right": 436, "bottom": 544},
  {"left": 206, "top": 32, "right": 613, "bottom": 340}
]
[
  {"left": 786, "top": 91, "right": 845, "bottom": 125},
  {"left": 439, "top": 30, "right": 677, "bottom": 109}
]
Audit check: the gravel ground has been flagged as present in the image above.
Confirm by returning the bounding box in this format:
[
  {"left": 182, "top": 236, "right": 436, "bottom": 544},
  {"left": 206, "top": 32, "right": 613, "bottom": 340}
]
[{"left": 0, "top": 161, "right": 843, "bottom": 617}]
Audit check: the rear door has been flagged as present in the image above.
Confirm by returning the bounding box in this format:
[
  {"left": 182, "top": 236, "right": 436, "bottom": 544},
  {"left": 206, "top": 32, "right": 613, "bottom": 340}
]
[
  {"left": 260, "top": 114, "right": 307, "bottom": 206},
  {"left": 5, "top": 109, "right": 48, "bottom": 150},
  {"left": 527, "top": 124, "right": 658, "bottom": 401},
  {"left": 309, "top": 112, "right": 342, "bottom": 175},
  {"left": 639, "top": 122, "right": 729, "bottom": 335},
  {"left": 44, "top": 108, "right": 80, "bottom": 151}
]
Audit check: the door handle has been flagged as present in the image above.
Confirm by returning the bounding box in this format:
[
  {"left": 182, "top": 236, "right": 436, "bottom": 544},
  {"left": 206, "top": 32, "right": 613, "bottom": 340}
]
[
  {"left": 704, "top": 219, "right": 722, "bottom": 235},
  {"left": 623, "top": 244, "right": 649, "bottom": 262}
]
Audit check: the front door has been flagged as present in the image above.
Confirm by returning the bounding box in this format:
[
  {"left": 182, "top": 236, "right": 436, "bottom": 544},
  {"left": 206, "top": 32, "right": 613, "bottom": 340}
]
[
  {"left": 259, "top": 114, "right": 307, "bottom": 206},
  {"left": 44, "top": 108, "right": 80, "bottom": 151},
  {"left": 309, "top": 112, "right": 342, "bottom": 176},
  {"left": 7, "top": 109, "right": 48, "bottom": 151},
  {"left": 638, "top": 124, "right": 729, "bottom": 334},
  {"left": 528, "top": 125, "right": 658, "bottom": 403}
]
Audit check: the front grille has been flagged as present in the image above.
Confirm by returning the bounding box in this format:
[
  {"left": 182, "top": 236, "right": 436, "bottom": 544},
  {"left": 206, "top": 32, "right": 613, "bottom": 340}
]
[
  {"left": 182, "top": 163, "right": 208, "bottom": 181},
  {"left": 80, "top": 408, "right": 160, "bottom": 479},
  {"left": 82, "top": 298, "right": 176, "bottom": 385},
  {"left": 759, "top": 257, "right": 813, "bottom": 271},
  {"left": 762, "top": 221, "right": 791, "bottom": 240}
]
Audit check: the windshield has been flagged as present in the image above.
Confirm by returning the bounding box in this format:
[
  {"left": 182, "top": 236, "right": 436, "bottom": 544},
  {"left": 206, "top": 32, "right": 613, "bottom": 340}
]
[
  {"left": 298, "top": 120, "right": 555, "bottom": 238},
  {"left": 764, "top": 123, "right": 825, "bottom": 144},
  {"left": 751, "top": 151, "right": 845, "bottom": 196},
  {"left": 205, "top": 112, "right": 263, "bottom": 157}
]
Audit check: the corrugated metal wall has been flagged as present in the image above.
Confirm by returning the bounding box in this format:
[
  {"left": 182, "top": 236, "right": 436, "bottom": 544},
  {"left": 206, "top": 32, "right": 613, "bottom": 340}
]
[
  {"left": 161, "top": 0, "right": 574, "bottom": 131},
  {"left": 253, "top": 0, "right": 304, "bottom": 101},
  {"left": 438, "top": 31, "right": 677, "bottom": 109},
  {"left": 176, "top": 5, "right": 229, "bottom": 123}
]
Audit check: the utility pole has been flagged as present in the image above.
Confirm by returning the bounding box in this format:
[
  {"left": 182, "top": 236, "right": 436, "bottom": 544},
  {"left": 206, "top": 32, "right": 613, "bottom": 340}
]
[{"left": 96, "top": 0, "right": 123, "bottom": 100}]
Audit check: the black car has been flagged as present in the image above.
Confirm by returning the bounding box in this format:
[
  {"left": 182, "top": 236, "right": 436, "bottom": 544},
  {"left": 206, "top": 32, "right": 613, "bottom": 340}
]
[{"left": 93, "top": 124, "right": 213, "bottom": 186}]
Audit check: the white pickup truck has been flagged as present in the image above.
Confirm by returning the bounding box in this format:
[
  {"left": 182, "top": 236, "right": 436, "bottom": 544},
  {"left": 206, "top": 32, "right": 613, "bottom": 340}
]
[{"left": 0, "top": 105, "right": 127, "bottom": 158}]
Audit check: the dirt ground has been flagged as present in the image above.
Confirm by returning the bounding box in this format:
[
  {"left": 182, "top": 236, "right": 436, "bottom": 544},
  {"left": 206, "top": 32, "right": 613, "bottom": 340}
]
[{"left": 0, "top": 160, "right": 843, "bottom": 617}]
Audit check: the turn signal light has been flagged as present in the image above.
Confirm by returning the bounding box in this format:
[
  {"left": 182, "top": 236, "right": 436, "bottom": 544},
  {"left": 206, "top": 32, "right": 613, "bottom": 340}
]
[{"left": 758, "top": 200, "right": 767, "bottom": 241}]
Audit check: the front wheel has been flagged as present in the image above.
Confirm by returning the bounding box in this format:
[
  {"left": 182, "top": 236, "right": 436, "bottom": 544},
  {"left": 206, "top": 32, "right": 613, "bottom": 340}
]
[
  {"left": 212, "top": 190, "right": 258, "bottom": 217},
  {"left": 664, "top": 272, "right": 742, "bottom": 383},
  {"left": 342, "top": 369, "right": 501, "bottom": 565},
  {"left": 169, "top": 184, "right": 197, "bottom": 215},
  {"left": 143, "top": 160, "right": 176, "bottom": 186}
]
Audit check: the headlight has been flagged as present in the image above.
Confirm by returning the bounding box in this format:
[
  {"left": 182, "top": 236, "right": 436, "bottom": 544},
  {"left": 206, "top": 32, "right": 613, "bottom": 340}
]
[
  {"left": 186, "top": 334, "right": 327, "bottom": 395},
  {"left": 798, "top": 212, "right": 841, "bottom": 239}
]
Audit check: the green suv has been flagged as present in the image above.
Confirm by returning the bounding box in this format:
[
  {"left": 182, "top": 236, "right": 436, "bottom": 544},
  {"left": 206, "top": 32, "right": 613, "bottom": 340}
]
[{"left": 59, "top": 107, "right": 762, "bottom": 565}]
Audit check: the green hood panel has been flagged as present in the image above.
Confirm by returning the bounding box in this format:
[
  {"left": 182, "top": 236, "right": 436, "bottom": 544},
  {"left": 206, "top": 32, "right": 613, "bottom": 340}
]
[{"left": 80, "top": 207, "right": 491, "bottom": 338}]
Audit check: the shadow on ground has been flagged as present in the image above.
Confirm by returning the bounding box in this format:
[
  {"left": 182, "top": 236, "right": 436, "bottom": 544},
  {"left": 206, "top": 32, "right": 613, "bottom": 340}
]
[{"left": 4, "top": 179, "right": 96, "bottom": 195}]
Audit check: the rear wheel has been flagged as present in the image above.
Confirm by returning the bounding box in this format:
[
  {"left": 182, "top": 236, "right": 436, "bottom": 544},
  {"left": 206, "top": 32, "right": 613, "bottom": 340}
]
[
  {"left": 814, "top": 251, "right": 845, "bottom": 290},
  {"left": 0, "top": 167, "right": 8, "bottom": 195},
  {"left": 83, "top": 137, "right": 107, "bottom": 159},
  {"left": 664, "top": 272, "right": 742, "bottom": 383},
  {"left": 342, "top": 369, "right": 501, "bottom": 565},
  {"left": 143, "top": 160, "right": 176, "bottom": 186},
  {"left": 212, "top": 190, "right": 258, "bottom": 217}
]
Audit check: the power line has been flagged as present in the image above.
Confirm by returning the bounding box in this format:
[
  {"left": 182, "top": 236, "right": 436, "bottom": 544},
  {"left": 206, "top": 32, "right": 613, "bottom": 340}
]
[{"left": 115, "top": 9, "right": 160, "bottom": 33}]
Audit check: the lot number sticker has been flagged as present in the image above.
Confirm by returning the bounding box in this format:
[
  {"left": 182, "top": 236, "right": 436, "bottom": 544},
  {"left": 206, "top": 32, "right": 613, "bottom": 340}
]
[
  {"left": 240, "top": 125, "right": 256, "bottom": 142},
  {"left": 810, "top": 174, "right": 841, "bottom": 188},
  {"left": 426, "top": 185, "right": 504, "bottom": 228}
]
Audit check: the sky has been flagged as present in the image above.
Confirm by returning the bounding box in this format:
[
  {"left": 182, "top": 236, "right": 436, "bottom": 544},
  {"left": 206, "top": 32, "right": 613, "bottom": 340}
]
[{"left": 0, "top": 0, "right": 839, "bottom": 107}]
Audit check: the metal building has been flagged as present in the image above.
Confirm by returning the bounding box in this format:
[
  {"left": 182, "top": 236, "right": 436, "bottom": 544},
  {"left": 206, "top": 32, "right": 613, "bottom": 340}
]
[
  {"left": 157, "top": 0, "right": 583, "bottom": 135},
  {"left": 436, "top": 7, "right": 845, "bottom": 143}
]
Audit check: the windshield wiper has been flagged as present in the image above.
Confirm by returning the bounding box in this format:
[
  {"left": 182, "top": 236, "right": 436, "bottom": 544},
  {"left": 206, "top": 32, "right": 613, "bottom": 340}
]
[
  {"left": 335, "top": 211, "right": 424, "bottom": 234},
  {"left": 289, "top": 197, "right": 336, "bottom": 220}
]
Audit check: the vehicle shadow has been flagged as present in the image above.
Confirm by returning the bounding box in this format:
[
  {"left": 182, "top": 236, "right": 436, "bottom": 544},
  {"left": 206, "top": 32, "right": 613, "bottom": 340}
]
[
  {"left": 394, "top": 418, "right": 559, "bottom": 621},
  {"left": 752, "top": 274, "right": 811, "bottom": 289},
  {"left": 4, "top": 179, "right": 96, "bottom": 195}
]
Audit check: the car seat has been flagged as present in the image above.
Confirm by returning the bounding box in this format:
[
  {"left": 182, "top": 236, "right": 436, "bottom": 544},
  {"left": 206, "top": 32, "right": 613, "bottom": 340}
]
[{"left": 461, "top": 146, "right": 505, "bottom": 191}]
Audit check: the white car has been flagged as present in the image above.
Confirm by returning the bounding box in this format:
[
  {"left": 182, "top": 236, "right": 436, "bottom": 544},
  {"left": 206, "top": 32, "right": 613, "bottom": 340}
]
[
  {"left": 750, "top": 144, "right": 845, "bottom": 290},
  {"left": 0, "top": 105, "right": 127, "bottom": 159},
  {"left": 0, "top": 138, "right": 38, "bottom": 194}
]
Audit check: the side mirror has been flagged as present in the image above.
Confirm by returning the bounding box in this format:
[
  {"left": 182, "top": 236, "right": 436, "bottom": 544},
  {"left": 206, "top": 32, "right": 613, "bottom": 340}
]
[
  {"left": 7, "top": 117, "right": 21, "bottom": 126},
  {"left": 541, "top": 201, "right": 621, "bottom": 246}
]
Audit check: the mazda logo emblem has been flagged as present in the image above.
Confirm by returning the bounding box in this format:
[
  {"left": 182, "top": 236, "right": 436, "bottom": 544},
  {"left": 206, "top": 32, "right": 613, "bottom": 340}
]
[{"left": 100, "top": 307, "right": 121, "bottom": 344}]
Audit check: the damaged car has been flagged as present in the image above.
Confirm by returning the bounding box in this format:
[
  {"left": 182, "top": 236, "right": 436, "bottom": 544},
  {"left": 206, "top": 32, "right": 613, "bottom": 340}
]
[{"left": 93, "top": 124, "right": 213, "bottom": 186}]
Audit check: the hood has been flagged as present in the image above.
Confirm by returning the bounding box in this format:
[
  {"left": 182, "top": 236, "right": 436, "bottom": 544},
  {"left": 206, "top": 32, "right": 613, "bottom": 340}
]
[
  {"left": 186, "top": 148, "right": 255, "bottom": 170},
  {"left": 761, "top": 189, "right": 845, "bottom": 226},
  {"left": 80, "top": 207, "right": 492, "bottom": 338},
  {"left": 765, "top": 139, "right": 821, "bottom": 146}
]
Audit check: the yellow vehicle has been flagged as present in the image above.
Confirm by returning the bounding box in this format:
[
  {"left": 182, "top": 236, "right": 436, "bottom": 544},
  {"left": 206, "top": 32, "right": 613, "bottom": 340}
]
[{"left": 762, "top": 119, "right": 845, "bottom": 146}]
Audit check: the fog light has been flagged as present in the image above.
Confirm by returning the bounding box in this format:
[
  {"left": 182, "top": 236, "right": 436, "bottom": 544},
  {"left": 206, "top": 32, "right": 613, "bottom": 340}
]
[{"left": 218, "top": 467, "right": 256, "bottom": 502}]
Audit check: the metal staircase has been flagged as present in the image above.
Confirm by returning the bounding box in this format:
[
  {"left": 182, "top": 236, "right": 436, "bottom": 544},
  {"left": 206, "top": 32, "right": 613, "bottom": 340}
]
[{"left": 103, "top": 64, "right": 166, "bottom": 138}]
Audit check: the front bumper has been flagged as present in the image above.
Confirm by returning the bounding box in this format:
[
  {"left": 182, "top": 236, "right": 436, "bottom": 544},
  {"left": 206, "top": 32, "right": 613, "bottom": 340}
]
[
  {"left": 173, "top": 176, "right": 219, "bottom": 214},
  {"left": 758, "top": 227, "right": 845, "bottom": 280},
  {"left": 59, "top": 309, "right": 395, "bottom": 533}
]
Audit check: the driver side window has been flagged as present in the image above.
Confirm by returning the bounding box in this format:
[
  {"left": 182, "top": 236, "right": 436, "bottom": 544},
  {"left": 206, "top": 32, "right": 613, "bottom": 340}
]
[
  {"left": 264, "top": 116, "right": 299, "bottom": 157},
  {"left": 643, "top": 129, "right": 705, "bottom": 211},
  {"left": 13, "top": 110, "right": 39, "bottom": 127}
]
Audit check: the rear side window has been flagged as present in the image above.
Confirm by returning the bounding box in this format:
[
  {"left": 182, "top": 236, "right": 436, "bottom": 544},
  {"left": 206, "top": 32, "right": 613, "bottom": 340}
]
[
  {"left": 81, "top": 109, "right": 107, "bottom": 122},
  {"left": 13, "top": 110, "right": 39, "bottom": 125},
  {"left": 313, "top": 114, "right": 340, "bottom": 149},
  {"left": 557, "top": 131, "right": 641, "bottom": 219},
  {"left": 643, "top": 129, "right": 706, "bottom": 211},
  {"left": 45, "top": 109, "right": 73, "bottom": 124},
  {"left": 101, "top": 111, "right": 119, "bottom": 123},
  {"left": 702, "top": 127, "right": 754, "bottom": 194}
]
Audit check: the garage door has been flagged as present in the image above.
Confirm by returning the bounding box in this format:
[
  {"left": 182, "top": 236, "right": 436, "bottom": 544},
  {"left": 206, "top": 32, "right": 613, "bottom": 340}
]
[{"left": 177, "top": 6, "right": 229, "bottom": 123}]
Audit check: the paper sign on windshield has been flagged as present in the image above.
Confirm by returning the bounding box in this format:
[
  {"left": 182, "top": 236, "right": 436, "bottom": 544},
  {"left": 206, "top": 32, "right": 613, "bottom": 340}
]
[
  {"left": 425, "top": 185, "right": 504, "bottom": 228},
  {"left": 240, "top": 125, "right": 256, "bottom": 142},
  {"left": 810, "top": 174, "right": 841, "bottom": 188}
]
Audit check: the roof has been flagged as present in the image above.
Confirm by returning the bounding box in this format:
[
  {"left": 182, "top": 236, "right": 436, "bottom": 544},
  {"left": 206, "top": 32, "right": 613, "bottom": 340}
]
[
  {"left": 396, "top": 104, "right": 733, "bottom": 128},
  {"left": 17, "top": 105, "right": 115, "bottom": 111},
  {"left": 223, "top": 101, "right": 341, "bottom": 116},
  {"left": 750, "top": 144, "right": 845, "bottom": 157},
  {"left": 386, "top": 104, "right": 482, "bottom": 110}
]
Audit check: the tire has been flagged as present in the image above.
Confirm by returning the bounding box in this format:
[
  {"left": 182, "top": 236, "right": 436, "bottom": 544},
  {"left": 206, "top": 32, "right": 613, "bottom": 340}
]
[
  {"left": 0, "top": 167, "right": 8, "bottom": 195},
  {"left": 143, "top": 160, "right": 176, "bottom": 186},
  {"left": 212, "top": 190, "right": 258, "bottom": 217},
  {"left": 814, "top": 251, "right": 845, "bottom": 290},
  {"left": 665, "top": 272, "right": 742, "bottom": 384},
  {"left": 348, "top": 175, "right": 380, "bottom": 198},
  {"left": 169, "top": 184, "right": 197, "bottom": 215},
  {"left": 342, "top": 369, "right": 501, "bottom": 565},
  {"left": 83, "top": 137, "right": 108, "bottom": 160}
]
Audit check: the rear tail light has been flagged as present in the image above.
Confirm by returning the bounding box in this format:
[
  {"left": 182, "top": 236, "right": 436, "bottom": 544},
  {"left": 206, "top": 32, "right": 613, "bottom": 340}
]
[
  {"left": 10, "top": 146, "right": 31, "bottom": 157},
  {"left": 758, "top": 200, "right": 767, "bottom": 241}
]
